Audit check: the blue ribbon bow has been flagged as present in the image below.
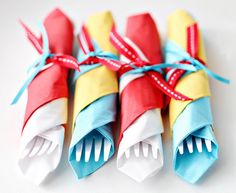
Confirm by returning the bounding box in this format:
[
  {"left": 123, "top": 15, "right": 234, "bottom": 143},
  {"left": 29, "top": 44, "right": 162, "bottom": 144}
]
[
  {"left": 165, "top": 41, "right": 230, "bottom": 84},
  {"left": 11, "top": 23, "right": 54, "bottom": 105}
]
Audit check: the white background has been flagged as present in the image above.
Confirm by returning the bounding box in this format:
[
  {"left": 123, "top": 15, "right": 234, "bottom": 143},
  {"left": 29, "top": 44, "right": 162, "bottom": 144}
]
[{"left": 1, "top": 0, "right": 236, "bottom": 193}]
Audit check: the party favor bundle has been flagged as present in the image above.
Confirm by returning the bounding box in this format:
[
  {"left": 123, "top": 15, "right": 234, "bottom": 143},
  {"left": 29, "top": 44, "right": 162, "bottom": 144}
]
[
  {"left": 165, "top": 10, "right": 229, "bottom": 183},
  {"left": 69, "top": 11, "right": 118, "bottom": 179},
  {"left": 13, "top": 7, "right": 229, "bottom": 185},
  {"left": 13, "top": 9, "right": 79, "bottom": 184},
  {"left": 109, "top": 13, "right": 192, "bottom": 182}
]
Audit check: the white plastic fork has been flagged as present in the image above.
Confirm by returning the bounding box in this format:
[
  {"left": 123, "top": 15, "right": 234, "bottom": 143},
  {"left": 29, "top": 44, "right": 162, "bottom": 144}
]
[
  {"left": 124, "top": 142, "right": 159, "bottom": 159},
  {"left": 75, "top": 137, "right": 111, "bottom": 162},
  {"left": 20, "top": 136, "right": 57, "bottom": 159},
  {"left": 178, "top": 135, "right": 212, "bottom": 155}
]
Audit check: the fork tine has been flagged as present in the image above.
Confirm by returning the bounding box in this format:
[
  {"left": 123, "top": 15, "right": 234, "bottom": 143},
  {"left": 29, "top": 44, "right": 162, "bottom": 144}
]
[
  {"left": 47, "top": 141, "right": 57, "bottom": 155},
  {"left": 142, "top": 142, "right": 149, "bottom": 157},
  {"left": 178, "top": 141, "right": 184, "bottom": 155},
  {"left": 134, "top": 143, "right": 140, "bottom": 157},
  {"left": 186, "top": 136, "right": 193, "bottom": 153},
  {"left": 37, "top": 140, "right": 51, "bottom": 156},
  {"left": 20, "top": 138, "right": 36, "bottom": 159},
  {"left": 104, "top": 138, "right": 111, "bottom": 161},
  {"left": 152, "top": 146, "right": 158, "bottom": 159},
  {"left": 195, "top": 137, "right": 202, "bottom": 153},
  {"left": 125, "top": 148, "right": 130, "bottom": 159},
  {"left": 205, "top": 139, "right": 212, "bottom": 152},
  {"left": 85, "top": 137, "right": 93, "bottom": 162},
  {"left": 94, "top": 137, "right": 102, "bottom": 162},
  {"left": 76, "top": 140, "right": 83, "bottom": 162},
  {"left": 29, "top": 137, "right": 45, "bottom": 157}
]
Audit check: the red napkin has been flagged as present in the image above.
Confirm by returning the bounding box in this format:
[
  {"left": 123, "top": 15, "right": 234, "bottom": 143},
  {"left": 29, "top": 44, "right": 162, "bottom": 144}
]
[
  {"left": 17, "top": 8, "right": 74, "bottom": 185},
  {"left": 116, "top": 13, "right": 165, "bottom": 182}
]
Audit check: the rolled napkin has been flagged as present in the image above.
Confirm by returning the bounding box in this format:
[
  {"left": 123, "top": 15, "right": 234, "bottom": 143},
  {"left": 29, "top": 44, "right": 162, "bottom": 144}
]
[
  {"left": 69, "top": 11, "right": 119, "bottom": 179},
  {"left": 13, "top": 9, "right": 79, "bottom": 184},
  {"left": 110, "top": 13, "right": 191, "bottom": 182},
  {"left": 165, "top": 10, "right": 229, "bottom": 183}
]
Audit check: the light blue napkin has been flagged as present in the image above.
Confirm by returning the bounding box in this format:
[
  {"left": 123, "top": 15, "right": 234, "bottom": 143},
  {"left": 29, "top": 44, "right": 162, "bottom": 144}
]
[
  {"left": 68, "top": 43, "right": 117, "bottom": 179},
  {"left": 165, "top": 41, "right": 219, "bottom": 183},
  {"left": 69, "top": 94, "right": 116, "bottom": 179},
  {"left": 172, "top": 97, "right": 218, "bottom": 183}
]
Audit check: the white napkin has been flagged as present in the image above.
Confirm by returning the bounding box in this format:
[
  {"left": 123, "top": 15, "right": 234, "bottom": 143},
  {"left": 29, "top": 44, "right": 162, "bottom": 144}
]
[{"left": 18, "top": 98, "right": 67, "bottom": 185}]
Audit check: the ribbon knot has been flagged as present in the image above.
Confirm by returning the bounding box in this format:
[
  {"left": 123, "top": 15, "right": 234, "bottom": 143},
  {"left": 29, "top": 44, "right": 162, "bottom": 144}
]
[
  {"left": 11, "top": 22, "right": 80, "bottom": 105},
  {"left": 77, "top": 25, "right": 124, "bottom": 72},
  {"left": 86, "top": 51, "right": 98, "bottom": 58},
  {"left": 131, "top": 60, "right": 152, "bottom": 68}
]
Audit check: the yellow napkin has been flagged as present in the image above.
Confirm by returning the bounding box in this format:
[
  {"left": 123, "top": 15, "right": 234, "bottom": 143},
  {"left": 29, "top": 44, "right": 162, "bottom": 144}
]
[
  {"left": 73, "top": 11, "right": 118, "bottom": 126},
  {"left": 168, "top": 10, "right": 211, "bottom": 129}
]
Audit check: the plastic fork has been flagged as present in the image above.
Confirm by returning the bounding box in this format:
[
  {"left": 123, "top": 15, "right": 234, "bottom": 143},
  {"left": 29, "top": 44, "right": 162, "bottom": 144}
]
[
  {"left": 124, "top": 142, "right": 159, "bottom": 159},
  {"left": 76, "top": 136, "right": 111, "bottom": 162},
  {"left": 178, "top": 135, "right": 212, "bottom": 155},
  {"left": 20, "top": 136, "right": 57, "bottom": 158}
]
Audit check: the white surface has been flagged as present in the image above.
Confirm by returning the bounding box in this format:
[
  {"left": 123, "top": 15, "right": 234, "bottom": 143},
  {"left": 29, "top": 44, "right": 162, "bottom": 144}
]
[{"left": 0, "top": 0, "right": 235, "bottom": 192}]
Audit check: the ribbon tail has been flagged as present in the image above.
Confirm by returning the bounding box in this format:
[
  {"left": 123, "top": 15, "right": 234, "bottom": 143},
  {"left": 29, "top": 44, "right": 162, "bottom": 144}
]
[
  {"left": 210, "top": 73, "right": 230, "bottom": 84},
  {"left": 207, "top": 70, "right": 230, "bottom": 84},
  {"left": 146, "top": 71, "right": 192, "bottom": 101},
  {"left": 98, "top": 58, "right": 123, "bottom": 71},
  {"left": 11, "top": 55, "right": 47, "bottom": 105},
  {"left": 80, "top": 25, "right": 95, "bottom": 53},
  {"left": 195, "top": 60, "right": 230, "bottom": 84},
  {"left": 26, "top": 57, "right": 43, "bottom": 73},
  {"left": 110, "top": 30, "right": 143, "bottom": 62},
  {"left": 167, "top": 69, "right": 186, "bottom": 87},
  {"left": 165, "top": 69, "right": 186, "bottom": 107},
  {"left": 11, "top": 85, "right": 27, "bottom": 105}
]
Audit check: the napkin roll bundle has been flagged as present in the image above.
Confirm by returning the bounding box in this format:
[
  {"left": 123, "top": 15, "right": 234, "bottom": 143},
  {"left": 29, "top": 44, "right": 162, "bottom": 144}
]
[
  {"left": 117, "top": 13, "right": 165, "bottom": 182},
  {"left": 69, "top": 11, "right": 118, "bottom": 178},
  {"left": 166, "top": 10, "right": 218, "bottom": 183},
  {"left": 18, "top": 9, "right": 74, "bottom": 184}
]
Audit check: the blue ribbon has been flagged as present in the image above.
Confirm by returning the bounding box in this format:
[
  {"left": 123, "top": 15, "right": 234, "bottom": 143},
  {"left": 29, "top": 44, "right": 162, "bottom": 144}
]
[
  {"left": 84, "top": 50, "right": 118, "bottom": 60},
  {"left": 165, "top": 41, "right": 230, "bottom": 84},
  {"left": 11, "top": 23, "right": 54, "bottom": 105},
  {"left": 120, "top": 62, "right": 198, "bottom": 80}
]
